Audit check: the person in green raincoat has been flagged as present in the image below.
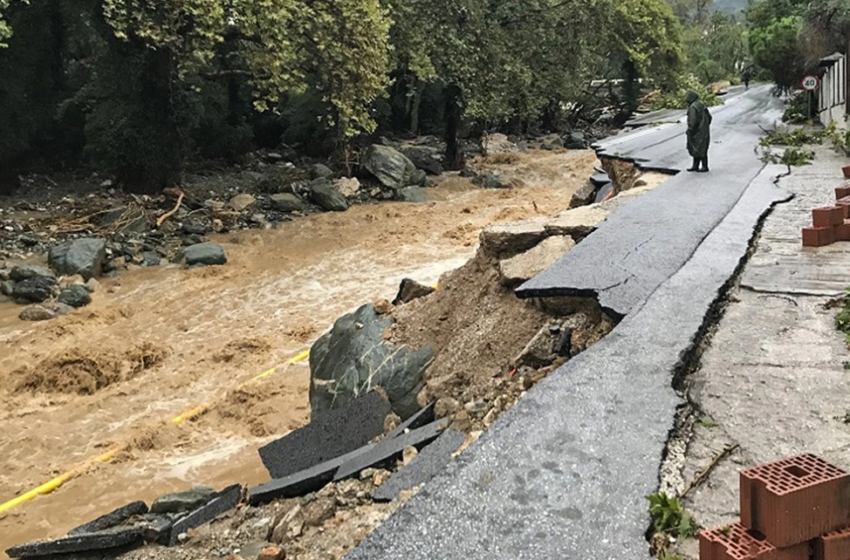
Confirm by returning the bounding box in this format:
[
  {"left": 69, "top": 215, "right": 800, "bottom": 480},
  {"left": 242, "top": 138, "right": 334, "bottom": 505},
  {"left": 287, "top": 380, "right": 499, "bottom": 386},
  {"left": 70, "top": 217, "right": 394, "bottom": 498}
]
[{"left": 685, "top": 90, "right": 712, "bottom": 173}]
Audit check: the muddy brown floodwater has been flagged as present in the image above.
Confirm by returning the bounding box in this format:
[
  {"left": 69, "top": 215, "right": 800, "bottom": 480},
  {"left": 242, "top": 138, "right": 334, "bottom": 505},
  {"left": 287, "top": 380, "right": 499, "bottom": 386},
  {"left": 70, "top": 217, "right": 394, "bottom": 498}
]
[{"left": 0, "top": 150, "right": 598, "bottom": 555}]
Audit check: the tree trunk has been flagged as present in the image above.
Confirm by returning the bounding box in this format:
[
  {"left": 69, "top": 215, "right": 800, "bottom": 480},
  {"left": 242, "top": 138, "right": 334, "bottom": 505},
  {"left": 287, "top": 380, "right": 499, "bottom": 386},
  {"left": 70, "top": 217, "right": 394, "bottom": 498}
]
[
  {"left": 623, "top": 58, "right": 640, "bottom": 117},
  {"left": 410, "top": 83, "right": 422, "bottom": 135},
  {"left": 444, "top": 85, "right": 464, "bottom": 171}
]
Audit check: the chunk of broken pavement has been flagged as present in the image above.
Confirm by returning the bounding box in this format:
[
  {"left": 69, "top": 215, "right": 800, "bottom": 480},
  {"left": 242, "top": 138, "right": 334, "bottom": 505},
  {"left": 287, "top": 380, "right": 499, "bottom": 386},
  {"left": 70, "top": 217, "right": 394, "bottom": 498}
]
[
  {"left": 167, "top": 484, "right": 242, "bottom": 546},
  {"left": 5, "top": 527, "right": 144, "bottom": 559},
  {"left": 479, "top": 217, "right": 550, "bottom": 260},
  {"left": 392, "top": 278, "right": 435, "bottom": 305},
  {"left": 543, "top": 205, "right": 609, "bottom": 238},
  {"left": 182, "top": 243, "right": 227, "bottom": 267},
  {"left": 498, "top": 235, "right": 575, "bottom": 287},
  {"left": 69, "top": 501, "right": 149, "bottom": 536},
  {"left": 150, "top": 486, "right": 216, "bottom": 514}
]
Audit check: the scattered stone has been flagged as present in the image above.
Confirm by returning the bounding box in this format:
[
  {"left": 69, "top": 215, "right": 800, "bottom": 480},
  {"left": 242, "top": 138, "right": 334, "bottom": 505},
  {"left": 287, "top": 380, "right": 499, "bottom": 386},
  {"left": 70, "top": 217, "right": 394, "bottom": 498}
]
[
  {"left": 392, "top": 278, "right": 435, "bottom": 306},
  {"left": 434, "top": 398, "right": 461, "bottom": 419},
  {"left": 57, "top": 284, "right": 93, "bottom": 308},
  {"left": 10, "top": 265, "right": 55, "bottom": 282},
  {"left": 13, "top": 276, "right": 56, "bottom": 303},
  {"left": 258, "top": 544, "right": 285, "bottom": 560},
  {"left": 309, "top": 180, "right": 349, "bottom": 212},
  {"left": 565, "top": 131, "right": 588, "bottom": 149},
  {"left": 309, "top": 304, "right": 434, "bottom": 419},
  {"left": 498, "top": 236, "right": 575, "bottom": 287},
  {"left": 312, "top": 163, "right": 334, "bottom": 179},
  {"left": 402, "top": 446, "right": 419, "bottom": 466},
  {"left": 267, "top": 152, "right": 284, "bottom": 162},
  {"left": 212, "top": 218, "right": 225, "bottom": 233},
  {"left": 58, "top": 274, "right": 85, "bottom": 289},
  {"left": 569, "top": 181, "right": 599, "bottom": 208},
  {"left": 258, "top": 391, "right": 391, "bottom": 480},
  {"left": 150, "top": 486, "right": 216, "bottom": 514},
  {"left": 482, "top": 408, "right": 499, "bottom": 427},
  {"left": 473, "top": 173, "right": 513, "bottom": 190},
  {"left": 69, "top": 501, "right": 149, "bottom": 536},
  {"left": 301, "top": 497, "right": 336, "bottom": 527},
  {"left": 141, "top": 252, "right": 161, "bottom": 267},
  {"left": 464, "top": 400, "right": 488, "bottom": 415},
  {"left": 372, "top": 429, "right": 466, "bottom": 502},
  {"left": 181, "top": 219, "right": 210, "bottom": 235},
  {"left": 397, "top": 186, "right": 427, "bottom": 203},
  {"left": 48, "top": 238, "right": 107, "bottom": 281},
  {"left": 137, "top": 514, "right": 173, "bottom": 546},
  {"left": 182, "top": 243, "right": 227, "bottom": 267},
  {"left": 167, "top": 484, "right": 243, "bottom": 547},
  {"left": 383, "top": 413, "right": 401, "bottom": 434},
  {"left": 333, "top": 419, "right": 448, "bottom": 481},
  {"left": 229, "top": 193, "right": 257, "bottom": 212},
  {"left": 513, "top": 325, "right": 561, "bottom": 369},
  {"left": 334, "top": 177, "right": 361, "bottom": 198},
  {"left": 5, "top": 527, "right": 144, "bottom": 559},
  {"left": 270, "top": 193, "right": 305, "bottom": 213},
  {"left": 205, "top": 200, "right": 226, "bottom": 213},
  {"left": 269, "top": 505, "right": 303, "bottom": 544},
  {"left": 1, "top": 280, "right": 14, "bottom": 297},
  {"left": 541, "top": 135, "right": 564, "bottom": 151},
  {"left": 374, "top": 299, "right": 394, "bottom": 315},
  {"left": 453, "top": 410, "right": 472, "bottom": 431},
  {"left": 19, "top": 302, "right": 73, "bottom": 321},
  {"left": 362, "top": 145, "right": 418, "bottom": 189}
]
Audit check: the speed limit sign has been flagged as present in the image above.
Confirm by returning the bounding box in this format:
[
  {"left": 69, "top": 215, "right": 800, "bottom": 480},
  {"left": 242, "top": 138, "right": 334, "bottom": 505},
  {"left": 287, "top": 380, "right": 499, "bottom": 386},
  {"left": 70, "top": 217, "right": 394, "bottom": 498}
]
[{"left": 802, "top": 75, "right": 820, "bottom": 91}]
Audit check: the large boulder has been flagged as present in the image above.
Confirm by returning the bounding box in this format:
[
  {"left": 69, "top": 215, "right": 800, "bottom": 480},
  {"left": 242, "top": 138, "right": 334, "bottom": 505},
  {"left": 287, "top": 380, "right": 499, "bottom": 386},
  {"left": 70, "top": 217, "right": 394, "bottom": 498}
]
[
  {"left": 402, "top": 146, "right": 443, "bottom": 175},
  {"left": 183, "top": 243, "right": 227, "bottom": 267},
  {"left": 309, "top": 180, "right": 349, "bottom": 212},
  {"left": 13, "top": 276, "right": 57, "bottom": 303},
  {"left": 48, "top": 238, "right": 107, "bottom": 281},
  {"left": 270, "top": 193, "right": 305, "bottom": 213},
  {"left": 58, "top": 284, "right": 92, "bottom": 308},
  {"left": 309, "top": 304, "right": 434, "bottom": 420},
  {"left": 362, "top": 145, "right": 418, "bottom": 190}
]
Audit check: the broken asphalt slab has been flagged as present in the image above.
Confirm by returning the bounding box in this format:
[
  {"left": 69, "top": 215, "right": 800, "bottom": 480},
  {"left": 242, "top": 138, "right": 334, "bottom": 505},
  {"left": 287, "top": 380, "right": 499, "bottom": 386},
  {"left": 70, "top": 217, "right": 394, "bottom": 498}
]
[
  {"left": 343, "top": 167, "right": 789, "bottom": 560},
  {"left": 517, "top": 86, "right": 784, "bottom": 318},
  {"left": 372, "top": 429, "right": 467, "bottom": 502},
  {"left": 258, "top": 391, "right": 390, "bottom": 479},
  {"left": 168, "top": 484, "right": 242, "bottom": 546},
  {"left": 249, "top": 445, "right": 377, "bottom": 506},
  {"left": 6, "top": 527, "right": 144, "bottom": 558},
  {"left": 334, "top": 419, "right": 449, "bottom": 482},
  {"left": 69, "top": 500, "right": 149, "bottom": 536},
  {"left": 384, "top": 402, "right": 435, "bottom": 440}
]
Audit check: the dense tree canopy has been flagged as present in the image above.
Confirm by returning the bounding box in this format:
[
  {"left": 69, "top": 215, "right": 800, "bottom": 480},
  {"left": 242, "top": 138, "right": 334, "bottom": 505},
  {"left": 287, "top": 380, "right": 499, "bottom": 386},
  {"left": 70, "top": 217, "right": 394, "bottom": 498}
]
[{"left": 0, "top": 0, "right": 697, "bottom": 193}]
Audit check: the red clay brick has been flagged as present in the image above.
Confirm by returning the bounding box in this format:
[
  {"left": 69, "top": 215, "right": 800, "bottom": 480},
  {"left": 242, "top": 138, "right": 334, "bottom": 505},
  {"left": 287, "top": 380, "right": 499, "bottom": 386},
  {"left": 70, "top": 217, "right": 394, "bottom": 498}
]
[
  {"left": 740, "top": 454, "right": 850, "bottom": 547},
  {"left": 700, "top": 522, "right": 811, "bottom": 560},
  {"left": 814, "top": 526, "right": 850, "bottom": 560},
  {"left": 836, "top": 223, "right": 850, "bottom": 242},
  {"left": 836, "top": 185, "right": 850, "bottom": 201},
  {"left": 813, "top": 207, "right": 845, "bottom": 228},
  {"left": 836, "top": 198, "right": 850, "bottom": 219},
  {"left": 843, "top": 165, "right": 850, "bottom": 179},
  {"left": 803, "top": 227, "right": 835, "bottom": 247}
]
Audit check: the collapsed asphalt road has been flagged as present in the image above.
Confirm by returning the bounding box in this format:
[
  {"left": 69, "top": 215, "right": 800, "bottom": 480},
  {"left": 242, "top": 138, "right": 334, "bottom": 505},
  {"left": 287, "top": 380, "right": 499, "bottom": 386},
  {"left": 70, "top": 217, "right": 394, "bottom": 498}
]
[{"left": 344, "top": 87, "right": 788, "bottom": 559}]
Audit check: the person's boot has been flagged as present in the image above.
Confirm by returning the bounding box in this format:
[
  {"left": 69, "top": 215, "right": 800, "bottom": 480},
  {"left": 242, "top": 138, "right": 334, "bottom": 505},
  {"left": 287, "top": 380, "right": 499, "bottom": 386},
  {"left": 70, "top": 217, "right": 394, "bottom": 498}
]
[
  {"left": 687, "top": 157, "right": 699, "bottom": 172},
  {"left": 698, "top": 156, "right": 709, "bottom": 173}
]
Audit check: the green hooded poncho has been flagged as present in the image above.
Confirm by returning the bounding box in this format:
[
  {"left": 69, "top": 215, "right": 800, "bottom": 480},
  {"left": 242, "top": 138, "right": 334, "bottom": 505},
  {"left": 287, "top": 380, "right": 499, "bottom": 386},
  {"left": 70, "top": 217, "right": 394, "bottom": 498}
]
[{"left": 686, "top": 90, "right": 712, "bottom": 158}]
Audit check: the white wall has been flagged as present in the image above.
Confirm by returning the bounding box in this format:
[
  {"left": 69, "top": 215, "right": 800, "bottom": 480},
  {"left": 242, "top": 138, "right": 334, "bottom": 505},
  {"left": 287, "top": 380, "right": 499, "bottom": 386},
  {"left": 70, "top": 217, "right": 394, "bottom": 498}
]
[{"left": 819, "top": 54, "right": 848, "bottom": 129}]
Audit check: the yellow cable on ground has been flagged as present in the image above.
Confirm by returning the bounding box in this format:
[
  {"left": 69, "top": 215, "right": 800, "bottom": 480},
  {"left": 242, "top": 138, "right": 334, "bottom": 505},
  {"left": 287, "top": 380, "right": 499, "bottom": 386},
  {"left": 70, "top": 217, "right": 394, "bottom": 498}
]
[{"left": 0, "top": 348, "right": 313, "bottom": 516}]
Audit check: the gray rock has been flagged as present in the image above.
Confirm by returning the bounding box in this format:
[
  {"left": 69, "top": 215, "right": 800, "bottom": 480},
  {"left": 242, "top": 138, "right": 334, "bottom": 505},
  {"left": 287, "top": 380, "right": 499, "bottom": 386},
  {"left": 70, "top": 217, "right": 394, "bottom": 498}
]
[
  {"left": 5, "top": 527, "right": 144, "bottom": 559},
  {"left": 569, "top": 181, "right": 598, "bottom": 208},
  {"left": 1, "top": 280, "right": 14, "bottom": 297},
  {"left": 401, "top": 147, "right": 443, "bottom": 175},
  {"left": 513, "top": 325, "right": 559, "bottom": 369},
  {"left": 270, "top": 193, "right": 305, "bottom": 213},
  {"left": 58, "top": 285, "right": 92, "bottom": 308},
  {"left": 181, "top": 219, "right": 210, "bottom": 235},
  {"left": 565, "top": 132, "right": 588, "bottom": 149},
  {"left": 397, "top": 187, "right": 427, "bottom": 203},
  {"left": 13, "top": 276, "right": 56, "bottom": 303},
  {"left": 10, "top": 265, "right": 55, "bottom": 282},
  {"left": 392, "top": 279, "right": 435, "bottom": 306},
  {"left": 362, "top": 145, "right": 418, "bottom": 189},
  {"left": 309, "top": 180, "right": 350, "bottom": 212},
  {"left": 183, "top": 243, "right": 227, "bottom": 267},
  {"left": 229, "top": 193, "right": 256, "bottom": 212},
  {"left": 85, "top": 278, "right": 100, "bottom": 293},
  {"left": 474, "top": 173, "right": 512, "bottom": 189},
  {"left": 411, "top": 169, "right": 427, "bottom": 187},
  {"left": 312, "top": 163, "right": 334, "bottom": 179},
  {"left": 48, "top": 238, "right": 107, "bottom": 281},
  {"left": 309, "top": 304, "right": 434, "bottom": 419},
  {"left": 18, "top": 302, "right": 74, "bottom": 321},
  {"left": 150, "top": 486, "right": 216, "bottom": 514},
  {"left": 141, "top": 252, "right": 161, "bottom": 267},
  {"left": 69, "top": 501, "right": 149, "bottom": 536}
]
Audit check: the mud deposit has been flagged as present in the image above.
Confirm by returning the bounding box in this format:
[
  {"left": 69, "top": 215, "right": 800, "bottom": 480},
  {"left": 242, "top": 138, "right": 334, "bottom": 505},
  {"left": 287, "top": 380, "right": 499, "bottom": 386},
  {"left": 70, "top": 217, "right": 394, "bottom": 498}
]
[{"left": 0, "top": 149, "right": 597, "bottom": 555}]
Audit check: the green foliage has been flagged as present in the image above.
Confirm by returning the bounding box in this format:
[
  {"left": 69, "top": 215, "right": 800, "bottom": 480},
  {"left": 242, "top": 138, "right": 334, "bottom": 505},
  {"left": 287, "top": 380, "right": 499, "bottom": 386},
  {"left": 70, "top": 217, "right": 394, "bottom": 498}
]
[
  {"left": 760, "top": 146, "right": 816, "bottom": 166},
  {"left": 759, "top": 128, "right": 824, "bottom": 147},
  {"left": 749, "top": 15, "right": 803, "bottom": 90},
  {"left": 651, "top": 75, "right": 722, "bottom": 110},
  {"left": 825, "top": 121, "right": 850, "bottom": 156},
  {"left": 835, "top": 289, "right": 850, "bottom": 344},
  {"left": 782, "top": 91, "right": 816, "bottom": 123},
  {"left": 646, "top": 492, "right": 698, "bottom": 538}
]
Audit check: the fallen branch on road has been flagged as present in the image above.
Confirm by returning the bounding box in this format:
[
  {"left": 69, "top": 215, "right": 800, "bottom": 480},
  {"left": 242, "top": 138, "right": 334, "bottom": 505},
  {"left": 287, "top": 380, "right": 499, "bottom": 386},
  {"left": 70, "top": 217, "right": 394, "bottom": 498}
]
[{"left": 680, "top": 443, "right": 739, "bottom": 499}]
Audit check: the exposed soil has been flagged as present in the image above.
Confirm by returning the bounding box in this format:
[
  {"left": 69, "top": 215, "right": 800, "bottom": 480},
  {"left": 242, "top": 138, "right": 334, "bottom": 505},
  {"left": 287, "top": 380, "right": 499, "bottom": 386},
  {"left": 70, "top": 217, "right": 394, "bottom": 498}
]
[{"left": 0, "top": 148, "right": 603, "bottom": 556}]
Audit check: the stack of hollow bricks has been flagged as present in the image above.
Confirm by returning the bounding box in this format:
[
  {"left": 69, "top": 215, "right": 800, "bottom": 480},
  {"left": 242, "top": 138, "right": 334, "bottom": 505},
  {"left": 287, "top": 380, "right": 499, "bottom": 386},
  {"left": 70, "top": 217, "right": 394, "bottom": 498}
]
[
  {"left": 802, "top": 185, "right": 850, "bottom": 247},
  {"left": 700, "top": 454, "right": 850, "bottom": 560}
]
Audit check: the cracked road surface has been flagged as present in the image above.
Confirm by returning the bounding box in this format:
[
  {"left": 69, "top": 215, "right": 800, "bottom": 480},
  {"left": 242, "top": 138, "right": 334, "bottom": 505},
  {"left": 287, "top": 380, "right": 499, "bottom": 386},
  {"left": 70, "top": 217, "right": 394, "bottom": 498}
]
[
  {"left": 345, "top": 87, "right": 788, "bottom": 560},
  {"left": 516, "top": 86, "right": 783, "bottom": 318}
]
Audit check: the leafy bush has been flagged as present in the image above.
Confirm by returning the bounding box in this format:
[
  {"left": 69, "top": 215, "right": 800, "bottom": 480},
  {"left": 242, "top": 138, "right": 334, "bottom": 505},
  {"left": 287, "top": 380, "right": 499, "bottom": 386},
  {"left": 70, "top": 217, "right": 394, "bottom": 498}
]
[
  {"left": 759, "top": 128, "right": 824, "bottom": 147},
  {"left": 650, "top": 74, "right": 723, "bottom": 110},
  {"left": 760, "top": 146, "right": 816, "bottom": 166},
  {"left": 647, "top": 492, "right": 698, "bottom": 538}
]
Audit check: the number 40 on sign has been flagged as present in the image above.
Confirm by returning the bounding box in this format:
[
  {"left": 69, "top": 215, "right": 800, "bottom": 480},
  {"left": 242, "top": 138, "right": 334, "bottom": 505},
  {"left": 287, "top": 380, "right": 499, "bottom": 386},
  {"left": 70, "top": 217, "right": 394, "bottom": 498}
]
[{"left": 802, "top": 75, "right": 820, "bottom": 91}]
